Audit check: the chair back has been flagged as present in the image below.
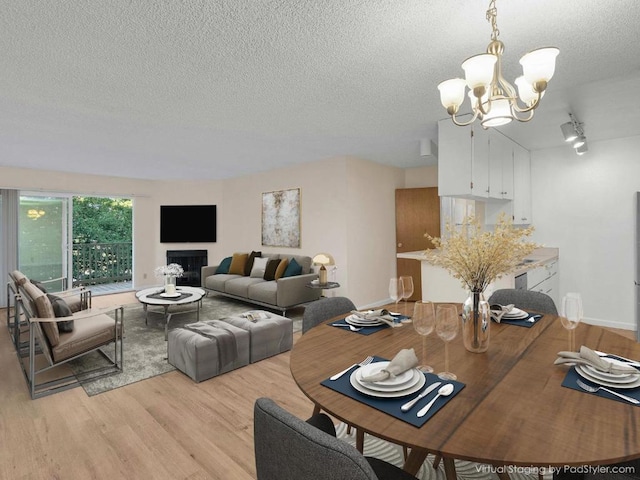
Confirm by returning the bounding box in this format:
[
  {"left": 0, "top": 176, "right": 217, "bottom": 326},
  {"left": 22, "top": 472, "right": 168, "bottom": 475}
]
[
  {"left": 302, "top": 296, "right": 356, "bottom": 333},
  {"left": 254, "top": 397, "right": 379, "bottom": 480},
  {"left": 488, "top": 288, "right": 558, "bottom": 315}
]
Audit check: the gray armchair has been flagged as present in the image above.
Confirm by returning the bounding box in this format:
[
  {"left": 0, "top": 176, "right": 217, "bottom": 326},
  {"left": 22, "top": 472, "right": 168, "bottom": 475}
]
[
  {"left": 302, "top": 296, "right": 356, "bottom": 334},
  {"left": 253, "top": 397, "right": 417, "bottom": 480},
  {"left": 488, "top": 288, "right": 558, "bottom": 315}
]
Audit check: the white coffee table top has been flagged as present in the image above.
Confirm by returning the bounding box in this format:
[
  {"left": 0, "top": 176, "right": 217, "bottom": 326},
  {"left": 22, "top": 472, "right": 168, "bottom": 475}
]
[{"left": 136, "top": 286, "right": 205, "bottom": 305}]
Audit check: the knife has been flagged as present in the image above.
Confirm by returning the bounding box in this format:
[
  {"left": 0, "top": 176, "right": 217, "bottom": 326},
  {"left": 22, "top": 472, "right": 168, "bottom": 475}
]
[
  {"left": 400, "top": 381, "right": 441, "bottom": 412},
  {"left": 594, "top": 350, "right": 640, "bottom": 368}
]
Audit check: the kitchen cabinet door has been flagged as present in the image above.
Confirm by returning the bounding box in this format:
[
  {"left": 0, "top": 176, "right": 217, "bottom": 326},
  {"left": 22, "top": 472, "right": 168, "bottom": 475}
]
[
  {"left": 488, "top": 131, "right": 514, "bottom": 200},
  {"left": 512, "top": 142, "right": 532, "bottom": 224}
]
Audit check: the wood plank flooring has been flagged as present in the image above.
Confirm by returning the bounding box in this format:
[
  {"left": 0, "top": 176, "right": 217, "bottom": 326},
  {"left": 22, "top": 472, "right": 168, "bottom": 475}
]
[
  {"left": 0, "top": 294, "right": 315, "bottom": 480},
  {"left": 1, "top": 294, "right": 636, "bottom": 479}
]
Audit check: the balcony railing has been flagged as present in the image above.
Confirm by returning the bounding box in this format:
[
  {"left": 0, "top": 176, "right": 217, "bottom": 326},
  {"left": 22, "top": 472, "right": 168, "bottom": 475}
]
[{"left": 73, "top": 242, "right": 132, "bottom": 286}]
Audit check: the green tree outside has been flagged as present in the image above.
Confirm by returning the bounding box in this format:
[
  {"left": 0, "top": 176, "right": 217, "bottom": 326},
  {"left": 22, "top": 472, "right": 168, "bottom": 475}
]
[{"left": 73, "top": 197, "right": 132, "bottom": 244}]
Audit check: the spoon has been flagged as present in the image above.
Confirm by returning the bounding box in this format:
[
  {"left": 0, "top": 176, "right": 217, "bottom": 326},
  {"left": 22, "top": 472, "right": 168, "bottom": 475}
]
[{"left": 417, "top": 383, "right": 454, "bottom": 417}]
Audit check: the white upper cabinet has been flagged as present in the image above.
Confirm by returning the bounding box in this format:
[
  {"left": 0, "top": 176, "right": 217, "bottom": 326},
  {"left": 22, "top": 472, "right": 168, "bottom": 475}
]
[
  {"left": 512, "top": 142, "right": 532, "bottom": 224},
  {"left": 488, "top": 131, "right": 514, "bottom": 200}
]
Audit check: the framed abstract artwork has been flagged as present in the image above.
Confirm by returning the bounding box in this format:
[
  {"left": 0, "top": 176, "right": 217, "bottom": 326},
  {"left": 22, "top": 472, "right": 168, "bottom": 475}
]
[{"left": 261, "top": 188, "right": 301, "bottom": 247}]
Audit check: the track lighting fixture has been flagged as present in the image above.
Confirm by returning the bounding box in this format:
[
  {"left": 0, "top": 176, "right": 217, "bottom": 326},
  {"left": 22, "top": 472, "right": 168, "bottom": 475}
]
[{"left": 561, "top": 113, "right": 587, "bottom": 155}]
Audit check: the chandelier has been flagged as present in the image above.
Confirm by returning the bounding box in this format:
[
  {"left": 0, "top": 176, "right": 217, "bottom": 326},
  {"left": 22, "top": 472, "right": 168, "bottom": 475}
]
[{"left": 437, "top": 0, "right": 559, "bottom": 128}]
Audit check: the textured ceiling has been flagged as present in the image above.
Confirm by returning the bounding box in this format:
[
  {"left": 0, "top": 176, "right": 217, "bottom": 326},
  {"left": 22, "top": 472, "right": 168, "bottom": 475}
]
[{"left": 1, "top": 0, "right": 639, "bottom": 181}]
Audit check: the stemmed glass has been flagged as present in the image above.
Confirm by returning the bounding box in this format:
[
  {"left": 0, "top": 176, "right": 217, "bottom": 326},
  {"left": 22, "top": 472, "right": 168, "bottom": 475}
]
[
  {"left": 436, "top": 304, "right": 459, "bottom": 381},
  {"left": 561, "top": 293, "right": 583, "bottom": 351},
  {"left": 413, "top": 301, "right": 435, "bottom": 373},
  {"left": 389, "top": 278, "right": 404, "bottom": 314},
  {"left": 399, "top": 276, "right": 414, "bottom": 323}
]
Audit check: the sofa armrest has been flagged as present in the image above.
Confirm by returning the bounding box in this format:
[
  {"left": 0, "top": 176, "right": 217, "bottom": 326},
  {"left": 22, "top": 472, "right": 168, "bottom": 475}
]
[
  {"left": 201, "top": 265, "right": 219, "bottom": 286},
  {"left": 276, "top": 273, "right": 321, "bottom": 307}
]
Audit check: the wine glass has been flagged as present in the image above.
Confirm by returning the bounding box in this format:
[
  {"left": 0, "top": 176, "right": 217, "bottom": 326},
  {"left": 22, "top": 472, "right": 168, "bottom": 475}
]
[
  {"left": 413, "top": 301, "right": 436, "bottom": 373},
  {"left": 436, "top": 304, "right": 460, "bottom": 381},
  {"left": 399, "top": 276, "right": 414, "bottom": 322},
  {"left": 389, "top": 278, "right": 404, "bottom": 314},
  {"left": 561, "top": 293, "right": 583, "bottom": 351}
]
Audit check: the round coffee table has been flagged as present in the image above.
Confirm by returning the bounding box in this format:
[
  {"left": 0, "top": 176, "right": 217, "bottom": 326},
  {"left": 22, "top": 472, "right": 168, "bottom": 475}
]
[{"left": 136, "top": 286, "right": 206, "bottom": 340}]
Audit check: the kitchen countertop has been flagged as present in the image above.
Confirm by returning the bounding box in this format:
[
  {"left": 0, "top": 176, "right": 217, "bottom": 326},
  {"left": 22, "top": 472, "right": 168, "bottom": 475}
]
[{"left": 397, "top": 247, "right": 559, "bottom": 276}]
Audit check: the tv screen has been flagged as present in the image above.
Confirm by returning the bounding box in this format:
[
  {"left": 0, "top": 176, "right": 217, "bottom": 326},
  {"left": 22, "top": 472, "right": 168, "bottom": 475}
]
[{"left": 160, "top": 205, "right": 217, "bottom": 243}]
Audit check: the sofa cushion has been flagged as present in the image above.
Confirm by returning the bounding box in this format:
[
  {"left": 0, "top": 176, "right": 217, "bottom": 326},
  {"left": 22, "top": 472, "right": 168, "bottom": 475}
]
[
  {"left": 248, "top": 281, "right": 278, "bottom": 306},
  {"left": 216, "top": 256, "right": 232, "bottom": 274},
  {"left": 263, "top": 259, "right": 281, "bottom": 281},
  {"left": 244, "top": 251, "right": 262, "bottom": 276},
  {"left": 283, "top": 258, "right": 302, "bottom": 277},
  {"left": 205, "top": 273, "right": 242, "bottom": 292},
  {"left": 48, "top": 294, "right": 74, "bottom": 333},
  {"left": 225, "top": 277, "right": 267, "bottom": 297},
  {"left": 250, "top": 257, "right": 269, "bottom": 278},
  {"left": 229, "top": 253, "right": 248, "bottom": 275},
  {"left": 275, "top": 258, "right": 289, "bottom": 280}
]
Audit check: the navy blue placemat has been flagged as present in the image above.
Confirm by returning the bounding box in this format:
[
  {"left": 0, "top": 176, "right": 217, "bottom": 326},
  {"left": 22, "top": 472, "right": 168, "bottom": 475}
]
[
  {"left": 498, "top": 313, "right": 543, "bottom": 328},
  {"left": 561, "top": 366, "right": 640, "bottom": 406},
  {"left": 328, "top": 315, "right": 410, "bottom": 335},
  {"left": 321, "top": 356, "right": 465, "bottom": 427}
]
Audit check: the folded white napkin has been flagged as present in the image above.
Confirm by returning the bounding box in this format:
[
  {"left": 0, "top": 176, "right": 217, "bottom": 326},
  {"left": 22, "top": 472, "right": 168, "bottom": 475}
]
[
  {"left": 350, "top": 309, "right": 399, "bottom": 328},
  {"left": 489, "top": 304, "right": 514, "bottom": 323},
  {"left": 360, "top": 348, "right": 419, "bottom": 382},
  {"left": 554, "top": 345, "right": 639, "bottom": 375}
]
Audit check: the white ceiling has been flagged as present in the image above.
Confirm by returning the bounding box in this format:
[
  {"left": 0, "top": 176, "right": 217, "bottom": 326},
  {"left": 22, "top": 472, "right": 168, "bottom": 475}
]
[{"left": 1, "top": 0, "right": 639, "bottom": 181}]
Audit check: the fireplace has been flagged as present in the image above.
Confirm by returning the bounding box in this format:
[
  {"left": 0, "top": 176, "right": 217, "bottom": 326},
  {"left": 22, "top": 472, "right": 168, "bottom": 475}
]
[{"left": 166, "top": 250, "right": 208, "bottom": 287}]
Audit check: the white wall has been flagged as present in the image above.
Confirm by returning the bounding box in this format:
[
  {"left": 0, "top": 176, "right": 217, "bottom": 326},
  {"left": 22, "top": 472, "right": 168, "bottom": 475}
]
[{"left": 531, "top": 135, "right": 640, "bottom": 331}]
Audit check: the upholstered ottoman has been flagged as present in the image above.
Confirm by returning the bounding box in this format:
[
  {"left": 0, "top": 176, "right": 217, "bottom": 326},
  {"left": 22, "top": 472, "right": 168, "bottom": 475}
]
[
  {"left": 167, "top": 320, "right": 250, "bottom": 383},
  {"left": 222, "top": 311, "right": 293, "bottom": 363}
]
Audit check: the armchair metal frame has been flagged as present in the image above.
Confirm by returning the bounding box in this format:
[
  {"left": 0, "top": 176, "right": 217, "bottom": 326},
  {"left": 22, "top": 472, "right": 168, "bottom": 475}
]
[{"left": 15, "top": 288, "right": 123, "bottom": 399}]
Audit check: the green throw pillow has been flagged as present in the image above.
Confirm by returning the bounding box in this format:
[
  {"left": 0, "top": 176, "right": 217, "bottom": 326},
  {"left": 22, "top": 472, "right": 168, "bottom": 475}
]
[
  {"left": 216, "top": 257, "right": 232, "bottom": 274},
  {"left": 283, "top": 258, "right": 302, "bottom": 277}
]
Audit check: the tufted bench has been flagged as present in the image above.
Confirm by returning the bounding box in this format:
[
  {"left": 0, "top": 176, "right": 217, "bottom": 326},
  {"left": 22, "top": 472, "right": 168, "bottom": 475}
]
[{"left": 222, "top": 310, "right": 293, "bottom": 363}]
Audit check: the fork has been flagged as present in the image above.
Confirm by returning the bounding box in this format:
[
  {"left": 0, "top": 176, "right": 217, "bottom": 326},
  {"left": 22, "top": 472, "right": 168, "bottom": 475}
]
[
  {"left": 331, "top": 323, "right": 362, "bottom": 332},
  {"left": 576, "top": 379, "right": 639, "bottom": 404},
  {"left": 330, "top": 355, "right": 374, "bottom": 381}
]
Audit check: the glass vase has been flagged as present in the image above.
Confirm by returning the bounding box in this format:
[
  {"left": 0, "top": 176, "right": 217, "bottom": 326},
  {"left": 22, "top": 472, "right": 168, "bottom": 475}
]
[
  {"left": 461, "top": 290, "right": 490, "bottom": 353},
  {"left": 164, "top": 275, "right": 177, "bottom": 294}
]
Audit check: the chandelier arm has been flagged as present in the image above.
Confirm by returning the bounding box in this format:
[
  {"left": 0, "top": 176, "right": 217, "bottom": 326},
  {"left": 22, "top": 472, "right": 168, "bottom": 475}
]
[
  {"left": 511, "top": 90, "right": 543, "bottom": 113},
  {"left": 509, "top": 106, "right": 535, "bottom": 123},
  {"left": 451, "top": 110, "right": 480, "bottom": 127}
]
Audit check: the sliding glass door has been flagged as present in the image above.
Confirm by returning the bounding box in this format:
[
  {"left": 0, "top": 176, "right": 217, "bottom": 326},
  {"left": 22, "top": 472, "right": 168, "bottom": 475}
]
[{"left": 18, "top": 194, "right": 71, "bottom": 291}]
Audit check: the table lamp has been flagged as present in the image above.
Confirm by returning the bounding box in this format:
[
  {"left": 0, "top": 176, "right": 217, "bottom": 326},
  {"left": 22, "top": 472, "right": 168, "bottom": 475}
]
[{"left": 313, "top": 253, "right": 335, "bottom": 285}]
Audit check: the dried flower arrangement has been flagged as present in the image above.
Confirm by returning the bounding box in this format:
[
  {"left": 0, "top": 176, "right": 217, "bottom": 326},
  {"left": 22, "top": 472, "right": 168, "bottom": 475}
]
[
  {"left": 154, "top": 263, "right": 184, "bottom": 278},
  {"left": 424, "top": 213, "right": 539, "bottom": 293}
]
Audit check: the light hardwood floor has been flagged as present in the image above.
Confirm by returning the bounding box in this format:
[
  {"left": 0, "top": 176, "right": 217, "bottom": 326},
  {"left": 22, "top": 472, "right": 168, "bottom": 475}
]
[
  {"left": 1, "top": 294, "right": 636, "bottom": 479},
  {"left": 0, "top": 293, "right": 315, "bottom": 480}
]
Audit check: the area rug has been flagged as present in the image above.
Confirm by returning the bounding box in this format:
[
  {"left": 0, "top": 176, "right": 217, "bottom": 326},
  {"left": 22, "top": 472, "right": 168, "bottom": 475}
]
[
  {"left": 70, "top": 295, "right": 303, "bottom": 396},
  {"left": 335, "top": 423, "right": 544, "bottom": 480}
]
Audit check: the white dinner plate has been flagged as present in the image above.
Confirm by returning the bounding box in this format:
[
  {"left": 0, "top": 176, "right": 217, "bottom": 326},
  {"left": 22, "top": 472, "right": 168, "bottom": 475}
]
[
  {"left": 160, "top": 292, "right": 181, "bottom": 298},
  {"left": 350, "top": 369, "right": 426, "bottom": 398},
  {"left": 345, "top": 314, "right": 385, "bottom": 327},
  {"left": 357, "top": 362, "right": 415, "bottom": 386},
  {"left": 580, "top": 364, "right": 640, "bottom": 383},
  {"left": 575, "top": 365, "right": 640, "bottom": 389},
  {"left": 355, "top": 367, "right": 421, "bottom": 392}
]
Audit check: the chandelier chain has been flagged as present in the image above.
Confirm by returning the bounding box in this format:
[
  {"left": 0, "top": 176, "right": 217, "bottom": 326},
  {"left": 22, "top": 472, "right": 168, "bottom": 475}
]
[{"left": 486, "top": 0, "right": 500, "bottom": 41}]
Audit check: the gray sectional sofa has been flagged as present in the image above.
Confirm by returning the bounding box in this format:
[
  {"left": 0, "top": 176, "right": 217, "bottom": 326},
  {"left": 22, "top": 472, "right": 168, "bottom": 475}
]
[{"left": 201, "top": 252, "right": 321, "bottom": 313}]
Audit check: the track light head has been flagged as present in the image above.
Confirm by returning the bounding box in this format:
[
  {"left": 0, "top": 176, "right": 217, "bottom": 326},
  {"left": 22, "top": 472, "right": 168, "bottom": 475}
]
[{"left": 561, "top": 121, "right": 577, "bottom": 142}]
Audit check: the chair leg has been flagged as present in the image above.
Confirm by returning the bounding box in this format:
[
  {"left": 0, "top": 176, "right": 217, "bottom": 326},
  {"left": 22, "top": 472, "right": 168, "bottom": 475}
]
[
  {"left": 355, "top": 429, "right": 365, "bottom": 453},
  {"left": 312, "top": 404, "right": 321, "bottom": 416},
  {"left": 433, "top": 454, "right": 441, "bottom": 469}
]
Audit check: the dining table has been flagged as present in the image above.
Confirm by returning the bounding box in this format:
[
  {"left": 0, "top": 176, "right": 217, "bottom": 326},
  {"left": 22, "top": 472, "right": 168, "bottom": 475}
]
[{"left": 289, "top": 304, "right": 640, "bottom": 479}]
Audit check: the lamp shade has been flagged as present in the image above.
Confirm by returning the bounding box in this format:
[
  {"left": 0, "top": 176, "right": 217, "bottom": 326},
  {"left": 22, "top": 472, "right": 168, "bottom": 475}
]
[
  {"left": 572, "top": 135, "right": 586, "bottom": 149},
  {"left": 461, "top": 53, "right": 497, "bottom": 90},
  {"left": 515, "top": 76, "right": 541, "bottom": 105},
  {"left": 561, "top": 121, "right": 577, "bottom": 142},
  {"left": 519, "top": 47, "right": 560, "bottom": 84},
  {"left": 481, "top": 98, "right": 513, "bottom": 127},
  {"left": 437, "top": 78, "right": 467, "bottom": 109},
  {"left": 312, "top": 253, "right": 335, "bottom": 266},
  {"left": 576, "top": 142, "right": 588, "bottom": 155}
]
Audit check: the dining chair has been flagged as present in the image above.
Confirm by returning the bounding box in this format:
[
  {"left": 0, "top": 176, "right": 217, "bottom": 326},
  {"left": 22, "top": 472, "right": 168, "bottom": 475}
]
[
  {"left": 254, "top": 397, "right": 418, "bottom": 480},
  {"left": 488, "top": 288, "right": 558, "bottom": 315},
  {"left": 302, "top": 296, "right": 356, "bottom": 334}
]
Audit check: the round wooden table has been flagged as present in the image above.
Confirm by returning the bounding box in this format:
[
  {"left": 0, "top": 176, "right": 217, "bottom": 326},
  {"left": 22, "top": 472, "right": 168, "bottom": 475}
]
[{"left": 289, "top": 307, "right": 640, "bottom": 478}]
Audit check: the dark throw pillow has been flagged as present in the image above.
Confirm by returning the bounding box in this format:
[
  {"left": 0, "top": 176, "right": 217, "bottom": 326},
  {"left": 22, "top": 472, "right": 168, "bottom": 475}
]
[
  {"left": 32, "top": 280, "right": 48, "bottom": 293},
  {"left": 216, "top": 257, "right": 232, "bottom": 274},
  {"left": 244, "top": 251, "right": 262, "bottom": 276},
  {"left": 283, "top": 257, "right": 302, "bottom": 277},
  {"left": 48, "top": 294, "right": 74, "bottom": 333},
  {"left": 263, "top": 259, "right": 281, "bottom": 281}
]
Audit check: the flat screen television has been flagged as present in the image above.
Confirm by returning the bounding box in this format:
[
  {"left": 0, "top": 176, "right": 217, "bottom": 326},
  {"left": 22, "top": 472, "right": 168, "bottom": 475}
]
[{"left": 160, "top": 205, "right": 217, "bottom": 243}]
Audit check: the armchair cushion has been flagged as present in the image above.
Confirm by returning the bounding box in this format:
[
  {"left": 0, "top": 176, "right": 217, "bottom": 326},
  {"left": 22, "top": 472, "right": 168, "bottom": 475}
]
[
  {"left": 23, "top": 282, "right": 60, "bottom": 347},
  {"left": 52, "top": 312, "right": 116, "bottom": 362},
  {"left": 216, "top": 256, "right": 232, "bottom": 274},
  {"left": 48, "top": 294, "right": 74, "bottom": 333}
]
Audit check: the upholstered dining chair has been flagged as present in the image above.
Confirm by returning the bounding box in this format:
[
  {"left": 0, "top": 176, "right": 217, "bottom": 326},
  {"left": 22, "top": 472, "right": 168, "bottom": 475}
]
[
  {"left": 253, "top": 397, "right": 418, "bottom": 480},
  {"left": 302, "top": 296, "right": 356, "bottom": 334},
  {"left": 488, "top": 288, "right": 558, "bottom": 315}
]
